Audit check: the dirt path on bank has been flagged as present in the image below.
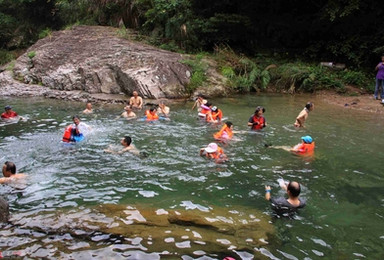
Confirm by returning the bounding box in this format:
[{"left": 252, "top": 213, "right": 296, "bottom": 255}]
[{"left": 317, "top": 88, "right": 384, "bottom": 114}]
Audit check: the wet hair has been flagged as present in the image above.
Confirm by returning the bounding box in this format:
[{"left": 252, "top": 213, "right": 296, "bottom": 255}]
[
  {"left": 254, "top": 106, "right": 265, "bottom": 114},
  {"left": 287, "top": 181, "right": 301, "bottom": 197},
  {"left": 72, "top": 115, "right": 80, "bottom": 120},
  {"left": 123, "top": 136, "right": 132, "bottom": 146},
  {"left": 4, "top": 161, "right": 16, "bottom": 174},
  {"left": 205, "top": 102, "right": 212, "bottom": 107},
  {"left": 225, "top": 121, "right": 233, "bottom": 128},
  {"left": 149, "top": 107, "right": 156, "bottom": 112},
  {"left": 305, "top": 102, "right": 313, "bottom": 110}
]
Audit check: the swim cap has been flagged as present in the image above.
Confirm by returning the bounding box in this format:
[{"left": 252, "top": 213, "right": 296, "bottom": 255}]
[
  {"left": 204, "top": 143, "right": 218, "bottom": 153},
  {"left": 211, "top": 106, "right": 217, "bottom": 112},
  {"left": 301, "top": 135, "right": 313, "bottom": 144}
]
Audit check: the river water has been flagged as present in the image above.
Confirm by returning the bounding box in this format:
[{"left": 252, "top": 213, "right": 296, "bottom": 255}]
[{"left": 0, "top": 95, "right": 383, "bottom": 259}]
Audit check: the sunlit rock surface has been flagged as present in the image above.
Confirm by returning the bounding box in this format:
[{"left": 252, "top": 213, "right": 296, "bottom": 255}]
[
  {"left": 1, "top": 26, "right": 195, "bottom": 100},
  {"left": 5, "top": 204, "right": 274, "bottom": 258}
]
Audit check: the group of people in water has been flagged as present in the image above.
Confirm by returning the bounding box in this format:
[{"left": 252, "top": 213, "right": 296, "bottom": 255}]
[{"left": 1, "top": 91, "right": 315, "bottom": 216}]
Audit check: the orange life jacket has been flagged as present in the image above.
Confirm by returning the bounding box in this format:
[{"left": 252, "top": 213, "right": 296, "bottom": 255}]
[
  {"left": 62, "top": 125, "right": 73, "bottom": 143},
  {"left": 210, "top": 109, "right": 223, "bottom": 121},
  {"left": 199, "top": 107, "right": 211, "bottom": 118},
  {"left": 145, "top": 110, "right": 159, "bottom": 121},
  {"left": 293, "top": 142, "right": 315, "bottom": 154},
  {"left": 206, "top": 146, "right": 225, "bottom": 159},
  {"left": 213, "top": 124, "right": 233, "bottom": 140},
  {"left": 251, "top": 115, "right": 265, "bottom": 130}
]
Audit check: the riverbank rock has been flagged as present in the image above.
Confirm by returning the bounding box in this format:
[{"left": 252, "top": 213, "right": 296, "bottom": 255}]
[
  {"left": 0, "top": 26, "right": 225, "bottom": 101},
  {"left": 0, "top": 196, "right": 9, "bottom": 222}
]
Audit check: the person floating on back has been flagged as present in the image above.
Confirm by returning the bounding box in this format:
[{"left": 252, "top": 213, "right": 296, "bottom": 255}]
[
  {"left": 62, "top": 115, "right": 91, "bottom": 143},
  {"left": 265, "top": 180, "right": 306, "bottom": 218},
  {"left": 248, "top": 106, "right": 267, "bottom": 130},
  {"left": 266, "top": 135, "right": 315, "bottom": 155},
  {"left": 294, "top": 102, "right": 314, "bottom": 128},
  {"left": 199, "top": 142, "right": 228, "bottom": 163},
  {"left": 0, "top": 161, "right": 26, "bottom": 184},
  {"left": 213, "top": 121, "right": 233, "bottom": 142}
]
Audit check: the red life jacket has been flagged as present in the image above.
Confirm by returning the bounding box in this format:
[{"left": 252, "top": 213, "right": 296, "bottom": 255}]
[
  {"left": 1, "top": 111, "right": 18, "bottom": 119},
  {"left": 251, "top": 115, "right": 265, "bottom": 130},
  {"left": 62, "top": 125, "right": 73, "bottom": 143}
]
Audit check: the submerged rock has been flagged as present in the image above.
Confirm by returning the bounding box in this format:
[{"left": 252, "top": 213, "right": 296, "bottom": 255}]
[
  {"left": 8, "top": 203, "right": 274, "bottom": 257},
  {"left": 0, "top": 196, "right": 9, "bottom": 222}
]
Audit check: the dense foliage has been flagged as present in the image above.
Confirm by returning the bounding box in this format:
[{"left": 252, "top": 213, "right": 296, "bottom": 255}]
[{"left": 0, "top": 0, "right": 382, "bottom": 92}]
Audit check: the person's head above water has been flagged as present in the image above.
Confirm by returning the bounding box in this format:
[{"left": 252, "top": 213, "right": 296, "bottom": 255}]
[
  {"left": 254, "top": 106, "right": 265, "bottom": 115},
  {"left": 287, "top": 181, "right": 301, "bottom": 198},
  {"left": 72, "top": 115, "right": 80, "bottom": 125},
  {"left": 121, "top": 136, "right": 132, "bottom": 147},
  {"left": 301, "top": 135, "right": 313, "bottom": 144},
  {"left": 204, "top": 143, "right": 218, "bottom": 153},
  {"left": 2, "top": 161, "right": 16, "bottom": 177},
  {"left": 225, "top": 121, "right": 233, "bottom": 128},
  {"left": 305, "top": 102, "right": 314, "bottom": 111},
  {"left": 86, "top": 103, "right": 92, "bottom": 110},
  {"left": 4, "top": 105, "right": 12, "bottom": 111}
]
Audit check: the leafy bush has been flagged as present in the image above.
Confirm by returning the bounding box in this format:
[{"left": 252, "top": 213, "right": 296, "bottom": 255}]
[
  {"left": 39, "top": 28, "right": 52, "bottom": 39},
  {"left": 27, "top": 51, "right": 36, "bottom": 59},
  {"left": 0, "top": 49, "right": 14, "bottom": 65},
  {"left": 181, "top": 54, "right": 208, "bottom": 93}
]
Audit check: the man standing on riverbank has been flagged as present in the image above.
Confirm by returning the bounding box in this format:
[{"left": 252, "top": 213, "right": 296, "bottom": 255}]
[
  {"left": 129, "top": 91, "right": 143, "bottom": 110},
  {"left": 294, "top": 102, "right": 314, "bottom": 128}
]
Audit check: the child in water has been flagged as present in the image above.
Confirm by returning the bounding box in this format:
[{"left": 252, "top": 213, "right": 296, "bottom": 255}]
[
  {"left": 248, "top": 106, "right": 267, "bottom": 130},
  {"left": 199, "top": 142, "right": 228, "bottom": 163},
  {"left": 266, "top": 135, "right": 315, "bottom": 155},
  {"left": 213, "top": 121, "right": 233, "bottom": 142}
]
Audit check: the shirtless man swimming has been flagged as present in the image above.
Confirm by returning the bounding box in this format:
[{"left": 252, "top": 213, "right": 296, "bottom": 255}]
[
  {"left": 129, "top": 91, "right": 143, "bottom": 110},
  {"left": 104, "top": 136, "right": 140, "bottom": 156},
  {"left": 294, "top": 102, "right": 314, "bottom": 128},
  {"left": 82, "top": 102, "right": 93, "bottom": 114},
  {"left": 0, "top": 161, "right": 26, "bottom": 184}
]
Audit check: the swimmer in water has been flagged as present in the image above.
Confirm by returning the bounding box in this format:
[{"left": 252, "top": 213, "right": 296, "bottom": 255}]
[
  {"left": 0, "top": 161, "right": 26, "bottom": 184},
  {"left": 104, "top": 136, "right": 141, "bottom": 156}
]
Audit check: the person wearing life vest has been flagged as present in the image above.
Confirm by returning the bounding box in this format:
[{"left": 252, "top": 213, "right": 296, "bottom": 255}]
[
  {"left": 145, "top": 107, "right": 159, "bottom": 121},
  {"left": 198, "top": 101, "right": 212, "bottom": 118},
  {"left": 199, "top": 142, "right": 228, "bottom": 163},
  {"left": 62, "top": 115, "right": 90, "bottom": 143},
  {"left": 1, "top": 105, "right": 19, "bottom": 119},
  {"left": 248, "top": 106, "right": 267, "bottom": 130},
  {"left": 206, "top": 106, "right": 223, "bottom": 122},
  {"left": 291, "top": 136, "right": 315, "bottom": 154},
  {"left": 213, "top": 121, "right": 233, "bottom": 141}
]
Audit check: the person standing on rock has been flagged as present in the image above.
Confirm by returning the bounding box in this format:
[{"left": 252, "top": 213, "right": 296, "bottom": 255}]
[
  {"left": 129, "top": 91, "right": 143, "bottom": 110},
  {"left": 294, "top": 102, "right": 314, "bottom": 128},
  {"left": 374, "top": 55, "right": 384, "bottom": 100}
]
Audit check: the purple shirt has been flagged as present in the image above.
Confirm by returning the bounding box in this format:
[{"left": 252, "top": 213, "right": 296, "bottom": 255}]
[{"left": 376, "top": 62, "right": 384, "bottom": 79}]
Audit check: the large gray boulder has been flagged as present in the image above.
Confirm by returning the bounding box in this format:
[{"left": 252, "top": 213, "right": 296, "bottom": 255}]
[{"left": 10, "top": 26, "right": 193, "bottom": 99}]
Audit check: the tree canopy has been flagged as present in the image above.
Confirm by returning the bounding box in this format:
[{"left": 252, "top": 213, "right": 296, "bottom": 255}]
[{"left": 1, "top": 0, "right": 384, "bottom": 68}]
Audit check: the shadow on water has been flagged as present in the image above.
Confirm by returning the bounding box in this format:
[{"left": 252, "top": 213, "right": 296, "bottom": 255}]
[{"left": 1, "top": 95, "right": 384, "bottom": 259}]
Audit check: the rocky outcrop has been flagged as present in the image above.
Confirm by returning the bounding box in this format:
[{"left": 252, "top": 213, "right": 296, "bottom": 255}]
[
  {"left": 1, "top": 26, "right": 201, "bottom": 99},
  {"left": 0, "top": 196, "right": 9, "bottom": 223}
]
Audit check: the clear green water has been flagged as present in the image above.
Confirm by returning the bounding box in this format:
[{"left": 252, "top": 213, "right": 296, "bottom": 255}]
[{"left": 0, "top": 95, "right": 383, "bottom": 259}]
